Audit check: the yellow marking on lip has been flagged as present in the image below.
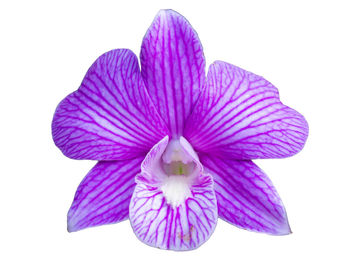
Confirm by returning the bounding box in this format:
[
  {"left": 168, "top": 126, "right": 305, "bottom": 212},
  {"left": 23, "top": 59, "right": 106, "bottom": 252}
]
[
  {"left": 171, "top": 162, "right": 187, "bottom": 175},
  {"left": 178, "top": 164, "right": 184, "bottom": 175}
]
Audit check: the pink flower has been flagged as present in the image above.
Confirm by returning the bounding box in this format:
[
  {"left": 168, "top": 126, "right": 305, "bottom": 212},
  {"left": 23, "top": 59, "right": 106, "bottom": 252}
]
[{"left": 52, "top": 10, "right": 308, "bottom": 250}]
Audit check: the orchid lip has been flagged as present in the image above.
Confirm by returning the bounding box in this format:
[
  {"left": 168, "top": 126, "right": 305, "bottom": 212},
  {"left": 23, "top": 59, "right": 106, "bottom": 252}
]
[{"left": 129, "top": 136, "right": 218, "bottom": 250}]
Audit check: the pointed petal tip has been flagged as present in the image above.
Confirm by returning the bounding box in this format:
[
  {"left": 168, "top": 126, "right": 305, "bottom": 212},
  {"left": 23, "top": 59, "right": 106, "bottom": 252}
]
[
  {"left": 220, "top": 215, "right": 292, "bottom": 236},
  {"left": 276, "top": 228, "right": 292, "bottom": 236},
  {"left": 273, "top": 219, "right": 292, "bottom": 236},
  {"left": 153, "top": 9, "right": 185, "bottom": 25},
  {"left": 67, "top": 211, "right": 82, "bottom": 233},
  {"left": 67, "top": 216, "right": 80, "bottom": 233},
  {"left": 67, "top": 223, "right": 76, "bottom": 233},
  {"left": 156, "top": 9, "right": 181, "bottom": 17}
]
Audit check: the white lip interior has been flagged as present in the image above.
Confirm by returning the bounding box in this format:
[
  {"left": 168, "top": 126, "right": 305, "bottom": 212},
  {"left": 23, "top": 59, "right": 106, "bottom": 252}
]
[{"left": 159, "top": 138, "right": 200, "bottom": 208}]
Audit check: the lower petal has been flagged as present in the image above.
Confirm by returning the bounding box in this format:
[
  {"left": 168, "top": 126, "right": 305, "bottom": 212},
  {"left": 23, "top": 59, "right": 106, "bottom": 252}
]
[
  {"left": 129, "top": 136, "right": 217, "bottom": 250},
  {"left": 68, "top": 157, "right": 143, "bottom": 232},
  {"left": 200, "top": 154, "right": 291, "bottom": 235},
  {"left": 129, "top": 173, "right": 217, "bottom": 250}
]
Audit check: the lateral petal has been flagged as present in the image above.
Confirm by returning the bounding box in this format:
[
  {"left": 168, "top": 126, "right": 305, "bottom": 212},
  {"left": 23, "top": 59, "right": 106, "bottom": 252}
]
[
  {"left": 52, "top": 49, "right": 168, "bottom": 160},
  {"left": 68, "top": 157, "right": 143, "bottom": 232},
  {"left": 185, "top": 61, "right": 308, "bottom": 159},
  {"left": 200, "top": 154, "right": 291, "bottom": 235},
  {"left": 140, "top": 10, "right": 205, "bottom": 137}
]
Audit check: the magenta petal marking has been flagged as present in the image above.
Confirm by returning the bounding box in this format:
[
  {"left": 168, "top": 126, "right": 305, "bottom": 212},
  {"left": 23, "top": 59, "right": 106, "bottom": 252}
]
[
  {"left": 129, "top": 136, "right": 217, "bottom": 250},
  {"left": 130, "top": 173, "right": 217, "bottom": 250},
  {"left": 185, "top": 61, "right": 308, "bottom": 159},
  {"left": 68, "top": 157, "right": 143, "bottom": 232},
  {"left": 52, "top": 49, "right": 168, "bottom": 160},
  {"left": 200, "top": 154, "right": 291, "bottom": 235},
  {"left": 141, "top": 10, "right": 205, "bottom": 137}
]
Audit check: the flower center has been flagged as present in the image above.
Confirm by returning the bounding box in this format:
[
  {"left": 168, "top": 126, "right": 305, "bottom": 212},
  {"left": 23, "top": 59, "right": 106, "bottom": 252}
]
[{"left": 159, "top": 138, "right": 200, "bottom": 207}]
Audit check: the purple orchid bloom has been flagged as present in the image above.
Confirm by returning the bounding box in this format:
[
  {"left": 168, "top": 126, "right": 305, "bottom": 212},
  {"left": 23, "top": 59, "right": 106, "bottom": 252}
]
[{"left": 52, "top": 9, "right": 308, "bottom": 251}]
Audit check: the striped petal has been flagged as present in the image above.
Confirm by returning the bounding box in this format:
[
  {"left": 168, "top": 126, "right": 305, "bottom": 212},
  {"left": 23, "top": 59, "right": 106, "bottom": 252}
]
[
  {"left": 140, "top": 9, "right": 205, "bottom": 138},
  {"left": 185, "top": 61, "right": 308, "bottom": 159},
  {"left": 52, "top": 49, "right": 168, "bottom": 160},
  {"left": 129, "top": 136, "right": 217, "bottom": 250},
  {"left": 68, "top": 157, "right": 143, "bottom": 232},
  {"left": 200, "top": 154, "right": 291, "bottom": 235}
]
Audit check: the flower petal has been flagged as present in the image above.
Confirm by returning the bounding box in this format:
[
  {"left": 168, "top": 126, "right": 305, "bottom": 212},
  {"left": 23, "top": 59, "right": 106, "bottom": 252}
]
[
  {"left": 129, "top": 173, "right": 217, "bottom": 250},
  {"left": 129, "top": 136, "right": 217, "bottom": 250},
  {"left": 200, "top": 154, "right": 291, "bottom": 235},
  {"left": 68, "top": 157, "right": 143, "bottom": 232},
  {"left": 140, "top": 10, "right": 205, "bottom": 137},
  {"left": 52, "top": 49, "right": 168, "bottom": 160},
  {"left": 185, "top": 61, "right": 308, "bottom": 159}
]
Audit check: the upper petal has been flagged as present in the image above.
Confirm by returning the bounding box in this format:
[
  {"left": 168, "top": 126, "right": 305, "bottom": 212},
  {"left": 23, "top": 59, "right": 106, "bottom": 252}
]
[
  {"left": 200, "top": 154, "right": 290, "bottom": 235},
  {"left": 140, "top": 10, "right": 205, "bottom": 138},
  {"left": 52, "top": 49, "right": 168, "bottom": 160},
  {"left": 68, "top": 157, "right": 143, "bottom": 232},
  {"left": 185, "top": 61, "right": 308, "bottom": 159}
]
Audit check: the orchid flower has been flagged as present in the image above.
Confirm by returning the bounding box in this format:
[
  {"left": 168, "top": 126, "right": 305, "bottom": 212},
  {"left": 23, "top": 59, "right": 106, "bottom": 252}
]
[{"left": 52, "top": 9, "right": 308, "bottom": 251}]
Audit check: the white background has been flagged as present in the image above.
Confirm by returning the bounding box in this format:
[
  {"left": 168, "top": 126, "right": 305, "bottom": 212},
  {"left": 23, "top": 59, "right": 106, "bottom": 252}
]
[{"left": 1, "top": 0, "right": 349, "bottom": 262}]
